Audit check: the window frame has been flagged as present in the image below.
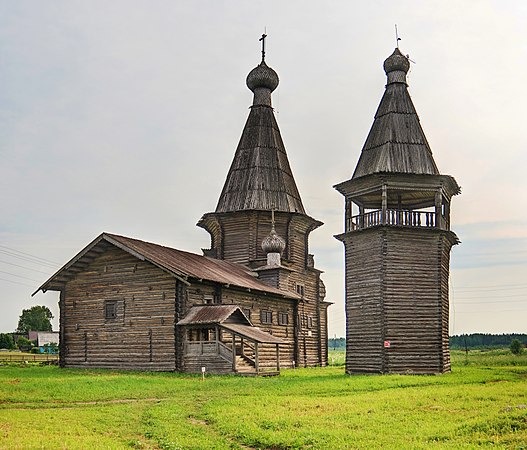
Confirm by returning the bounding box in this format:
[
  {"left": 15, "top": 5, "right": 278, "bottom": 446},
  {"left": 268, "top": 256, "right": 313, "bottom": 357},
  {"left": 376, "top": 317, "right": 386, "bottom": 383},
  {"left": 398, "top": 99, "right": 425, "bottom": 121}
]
[
  {"left": 105, "top": 301, "right": 117, "bottom": 320},
  {"left": 278, "top": 311, "right": 289, "bottom": 326},
  {"left": 260, "top": 310, "right": 273, "bottom": 325}
]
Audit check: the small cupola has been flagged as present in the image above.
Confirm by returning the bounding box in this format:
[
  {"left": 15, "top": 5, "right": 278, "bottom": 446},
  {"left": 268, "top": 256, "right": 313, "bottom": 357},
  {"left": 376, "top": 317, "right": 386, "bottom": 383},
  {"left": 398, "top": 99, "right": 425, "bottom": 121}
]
[{"left": 261, "top": 211, "right": 286, "bottom": 266}]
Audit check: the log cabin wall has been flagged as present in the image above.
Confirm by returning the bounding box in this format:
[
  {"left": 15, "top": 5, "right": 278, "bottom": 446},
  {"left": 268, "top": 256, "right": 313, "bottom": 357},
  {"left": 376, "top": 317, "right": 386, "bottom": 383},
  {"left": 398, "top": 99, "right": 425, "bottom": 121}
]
[
  {"left": 341, "top": 227, "right": 455, "bottom": 374},
  {"left": 383, "top": 227, "right": 454, "bottom": 374},
  {"left": 200, "top": 211, "right": 315, "bottom": 271},
  {"left": 198, "top": 211, "right": 328, "bottom": 367},
  {"left": 341, "top": 230, "right": 384, "bottom": 373},
  {"left": 60, "top": 246, "right": 177, "bottom": 371}
]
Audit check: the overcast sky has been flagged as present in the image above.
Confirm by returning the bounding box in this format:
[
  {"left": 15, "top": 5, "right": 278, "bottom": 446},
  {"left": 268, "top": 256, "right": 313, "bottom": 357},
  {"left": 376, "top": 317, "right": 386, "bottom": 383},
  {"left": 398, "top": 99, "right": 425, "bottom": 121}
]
[{"left": 1, "top": 1, "right": 526, "bottom": 337}]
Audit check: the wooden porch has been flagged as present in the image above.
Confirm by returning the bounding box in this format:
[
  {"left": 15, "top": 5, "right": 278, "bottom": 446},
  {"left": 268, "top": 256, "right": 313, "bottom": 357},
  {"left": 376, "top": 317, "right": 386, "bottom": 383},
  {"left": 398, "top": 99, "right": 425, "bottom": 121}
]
[{"left": 184, "top": 325, "right": 281, "bottom": 376}]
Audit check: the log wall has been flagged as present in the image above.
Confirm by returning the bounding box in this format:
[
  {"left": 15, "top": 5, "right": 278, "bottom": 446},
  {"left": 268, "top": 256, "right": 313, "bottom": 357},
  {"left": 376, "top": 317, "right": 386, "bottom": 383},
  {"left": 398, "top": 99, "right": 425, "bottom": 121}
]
[
  {"left": 199, "top": 210, "right": 328, "bottom": 367},
  {"left": 61, "top": 246, "right": 177, "bottom": 371},
  {"left": 342, "top": 227, "right": 454, "bottom": 374}
]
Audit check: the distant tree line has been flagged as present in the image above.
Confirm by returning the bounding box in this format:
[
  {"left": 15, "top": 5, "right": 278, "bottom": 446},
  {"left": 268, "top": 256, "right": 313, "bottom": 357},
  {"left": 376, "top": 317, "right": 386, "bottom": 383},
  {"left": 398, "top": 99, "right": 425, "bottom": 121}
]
[
  {"left": 449, "top": 334, "right": 527, "bottom": 349},
  {"left": 328, "top": 334, "right": 527, "bottom": 350},
  {"left": 328, "top": 337, "right": 346, "bottom": 350}
]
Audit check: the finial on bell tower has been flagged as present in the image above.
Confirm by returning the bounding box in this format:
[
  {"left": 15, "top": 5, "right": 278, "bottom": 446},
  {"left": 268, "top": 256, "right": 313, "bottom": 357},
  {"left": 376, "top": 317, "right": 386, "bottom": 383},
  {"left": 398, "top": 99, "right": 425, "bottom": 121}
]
[
  {"left": 259, "top": 30, "right": 267, "bottom": 62},
  {"left": 395, "top": 24, "right": 401, "bottom": 49}
]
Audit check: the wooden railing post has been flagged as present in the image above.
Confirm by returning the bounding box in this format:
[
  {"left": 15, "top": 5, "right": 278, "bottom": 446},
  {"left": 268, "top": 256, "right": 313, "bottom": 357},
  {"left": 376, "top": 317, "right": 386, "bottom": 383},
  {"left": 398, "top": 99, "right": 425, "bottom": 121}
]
[
  {"left": 435, "top": 190, "right": 442, "bottom": 229},
  {"left": 382, "top": 185, "right": 387, "bottom": 225},
  {"left": 232, "top": 332, "right": 236, "bottom": 371},
  {"left": 255, "top": 342, "right": 259, "bottom": 374}
]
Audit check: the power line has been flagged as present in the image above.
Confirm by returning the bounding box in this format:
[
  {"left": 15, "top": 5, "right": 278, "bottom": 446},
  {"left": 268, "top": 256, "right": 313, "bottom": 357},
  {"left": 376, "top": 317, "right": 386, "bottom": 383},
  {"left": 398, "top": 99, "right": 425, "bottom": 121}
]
[
  {"left": 0, "top": 249, "right": 58, "bottom": 269},
  {"left": 454, "top": 282, "right": 527, "bottom": 290},
  {"left": 0, "top": 277, "right": 34, "bottom": 288},
  {"left": 455, "top": 298, "right": 526, "bottom": 305},
  {"left": 455, "top": 293, "right": 527, "bottom": 301},
  {"left": 0, "top": 270, "right": 39, "bottom": 283},
  {"left": 0, "top": 245, "right": 60, "bottom": 266},
  {"left": 455, "top": 308, "right": 527, "bottom": 314},
  {"left": 0, "top": 259, "right": 52, "bottom": 275}
]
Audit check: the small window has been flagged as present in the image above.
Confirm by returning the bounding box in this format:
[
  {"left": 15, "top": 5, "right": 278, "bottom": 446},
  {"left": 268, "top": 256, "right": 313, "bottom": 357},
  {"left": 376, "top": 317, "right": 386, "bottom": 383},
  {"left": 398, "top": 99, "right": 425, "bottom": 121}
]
[
  {"left": 260, "top": 310, "right": 273, "bottom": 324},
  {"left": 278, "top": 312, "right": 289, "bottom": 326},
  {"left": 204, "top": 295, "right": 214, "bottom": 304},
  {"left": 307, "top": 316, "right": 313, "bottom": 329},
  {"left": 242, "top": 308, "right": 251, "bottom": 320},
  {"left": 105, "top": 301, "right": 117, "bottom": 320},
  {"left": 296, "top": 283, "right": 305, "bottom": 297}
]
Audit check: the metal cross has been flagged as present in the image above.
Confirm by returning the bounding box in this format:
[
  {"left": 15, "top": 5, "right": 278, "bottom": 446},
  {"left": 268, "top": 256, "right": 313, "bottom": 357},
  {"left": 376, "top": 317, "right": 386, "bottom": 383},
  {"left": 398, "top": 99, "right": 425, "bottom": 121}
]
[{"left": 259, "top": 33, "right": 267, "bottom": 61}]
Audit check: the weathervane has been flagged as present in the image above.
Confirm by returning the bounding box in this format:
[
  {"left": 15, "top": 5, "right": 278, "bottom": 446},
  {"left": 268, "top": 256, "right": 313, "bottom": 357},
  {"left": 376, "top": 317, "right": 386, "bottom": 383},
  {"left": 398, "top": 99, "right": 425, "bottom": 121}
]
[
  {"left": 395, "top": 24, "right": 401, "bottom": 49},
  {"left": 259, "top": 31, "right": 267, "bottom": 62}
]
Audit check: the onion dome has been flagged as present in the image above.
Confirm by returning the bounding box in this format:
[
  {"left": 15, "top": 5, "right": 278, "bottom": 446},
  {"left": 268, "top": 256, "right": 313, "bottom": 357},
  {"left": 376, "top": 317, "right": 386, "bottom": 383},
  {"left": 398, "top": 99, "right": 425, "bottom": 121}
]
[
  {"left": 383, "top": 48, "right": 410, "bottom": 74},
  {"left": 246, "top": 61, "right": 279, "bottom": 92},
  {"left": 246, "top": 61, "right": 279, "bottom": 107},
  {"left": 261, "top": 225, "right": 286, "bottom": 255},
  {"left": 383, "top": 48, "right": 410, "bottom": 85}
]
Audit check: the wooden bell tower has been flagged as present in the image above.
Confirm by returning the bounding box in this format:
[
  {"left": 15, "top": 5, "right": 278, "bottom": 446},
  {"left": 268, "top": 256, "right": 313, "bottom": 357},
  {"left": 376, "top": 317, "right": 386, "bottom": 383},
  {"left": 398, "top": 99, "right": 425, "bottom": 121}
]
[{"left": 335, "top": 48, "right": 461, "bottom": 374}]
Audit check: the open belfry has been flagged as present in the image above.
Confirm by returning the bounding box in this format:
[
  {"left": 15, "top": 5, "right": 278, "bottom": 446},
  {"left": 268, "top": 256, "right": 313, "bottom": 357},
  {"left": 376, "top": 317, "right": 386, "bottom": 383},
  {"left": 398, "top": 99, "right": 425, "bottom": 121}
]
[{"left": 335, "top": 48, "right": 461, "bottom": 374}]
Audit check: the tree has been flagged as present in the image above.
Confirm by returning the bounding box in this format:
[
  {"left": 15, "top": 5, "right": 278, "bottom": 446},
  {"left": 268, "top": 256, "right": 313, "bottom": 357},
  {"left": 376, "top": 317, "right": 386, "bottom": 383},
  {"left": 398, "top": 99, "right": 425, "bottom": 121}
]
[
  {"left": 510, "top": 339, "right": 524, "bottom": 355},
  {"left": 16, "top": 305, "right": 53, "bottom": 333},
  {"left": 17, "top": 336, "right": 33, "bottom": 351},
  {"left": 0, "top": 333, "right": 15, "bottom": 350}
]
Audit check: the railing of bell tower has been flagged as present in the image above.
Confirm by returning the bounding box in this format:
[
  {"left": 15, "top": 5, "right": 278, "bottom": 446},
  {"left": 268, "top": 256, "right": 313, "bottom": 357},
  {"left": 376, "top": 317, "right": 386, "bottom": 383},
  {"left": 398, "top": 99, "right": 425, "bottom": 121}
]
[{"left": 347, "top": 208, "right": 447, "bottom": 232}]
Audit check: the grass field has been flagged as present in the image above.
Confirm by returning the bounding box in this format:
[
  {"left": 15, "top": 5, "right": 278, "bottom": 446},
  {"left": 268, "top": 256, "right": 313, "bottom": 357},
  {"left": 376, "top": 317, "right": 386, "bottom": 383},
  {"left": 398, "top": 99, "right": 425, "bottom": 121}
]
[{"left": 0, "top": 349, "right": 526, "bottom": 449}]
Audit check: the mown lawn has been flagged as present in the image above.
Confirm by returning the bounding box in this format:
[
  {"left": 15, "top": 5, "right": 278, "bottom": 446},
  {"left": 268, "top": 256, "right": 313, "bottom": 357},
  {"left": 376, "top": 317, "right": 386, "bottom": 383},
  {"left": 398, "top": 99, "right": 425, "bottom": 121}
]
[{"left": 0, "top": 350, "right": 526, "bottom": 449}]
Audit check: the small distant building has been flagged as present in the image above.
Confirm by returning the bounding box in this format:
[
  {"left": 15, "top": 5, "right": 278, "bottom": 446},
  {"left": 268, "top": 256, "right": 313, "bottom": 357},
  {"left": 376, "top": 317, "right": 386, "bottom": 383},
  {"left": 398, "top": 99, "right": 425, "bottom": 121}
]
[
  {"left": 36, "top": 332, "right": 59, "bottom": 347},
  {"left": 335, "top": 48, "right": 460, "bottom": 374}
]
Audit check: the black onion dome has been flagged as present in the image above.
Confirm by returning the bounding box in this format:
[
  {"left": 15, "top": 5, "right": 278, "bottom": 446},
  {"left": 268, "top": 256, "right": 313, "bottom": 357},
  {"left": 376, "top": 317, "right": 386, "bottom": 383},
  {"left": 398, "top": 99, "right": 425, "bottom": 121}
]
[
  {"left": 383, "top": 48, "right": 410, "bottom": 74},
  {"left": 246, "top": 61, "right": 279, "bottom": 92},
  {"left": 261, "top": 228, "right": 286, "bottom": 254}
]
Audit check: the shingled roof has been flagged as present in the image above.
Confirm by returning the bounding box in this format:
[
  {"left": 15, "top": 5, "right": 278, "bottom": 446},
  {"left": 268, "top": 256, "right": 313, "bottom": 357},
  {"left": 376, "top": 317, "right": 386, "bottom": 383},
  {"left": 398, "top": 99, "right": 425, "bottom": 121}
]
[
  {"left": 215, "top": 59, "right": 306, "bottom": 214},
  {"left": 352, "top": 48, "right": 440, "bottom": 179},
  {"left": 34, "top": 233, "right": 299, "bottom": 299}
]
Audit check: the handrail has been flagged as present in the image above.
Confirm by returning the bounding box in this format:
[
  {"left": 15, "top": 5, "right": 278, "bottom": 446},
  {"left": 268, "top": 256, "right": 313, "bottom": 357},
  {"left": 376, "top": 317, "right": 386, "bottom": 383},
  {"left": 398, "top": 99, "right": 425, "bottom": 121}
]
[
  {"left": 218, "top": 341, "right": 232, "bottom": 362},
  {"left": 347, "top": 209, "right": 445, "bottom": 232}
]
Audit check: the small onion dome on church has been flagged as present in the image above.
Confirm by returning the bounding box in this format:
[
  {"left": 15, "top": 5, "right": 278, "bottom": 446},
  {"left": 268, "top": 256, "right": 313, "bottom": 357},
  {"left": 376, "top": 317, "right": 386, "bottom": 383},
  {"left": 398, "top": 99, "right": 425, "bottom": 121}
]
[
  {"left": 261, "top": 226, "right": 286, "bottom": 255},
  {"left": 246, "top": 61, "right": 279, "bottom": 93},
  {"left": 383, "top": 47, "right": 410, "bottom": 74}
]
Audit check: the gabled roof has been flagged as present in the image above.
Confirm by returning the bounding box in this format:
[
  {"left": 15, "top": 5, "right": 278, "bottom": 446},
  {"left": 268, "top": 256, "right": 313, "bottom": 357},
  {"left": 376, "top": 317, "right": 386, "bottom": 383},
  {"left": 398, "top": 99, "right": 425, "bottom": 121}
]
[
  {"left": 34, "top": 233, "right": 300, "bottom": 300},
  {"left": 352, "top": 48, "right": 440, "bottom": 179},
  {"left": 215, "top": 60, "right": 306, "bottom": 214},
  {"left": 177, "top": 305, "right": 250, "bottom": 326},
  {"left": 177, "top": 305, "right": 285, "bottom": 344}
]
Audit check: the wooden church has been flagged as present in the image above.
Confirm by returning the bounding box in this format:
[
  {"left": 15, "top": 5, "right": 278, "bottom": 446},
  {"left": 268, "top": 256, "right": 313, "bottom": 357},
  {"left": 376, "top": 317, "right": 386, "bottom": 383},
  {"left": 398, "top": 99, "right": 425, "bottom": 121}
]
[
  {"left": 335, "top": 48, "right": 460, "bottom": 374},
  {"left": 35, "top": 40, "right": 330, "bottom": 374}
]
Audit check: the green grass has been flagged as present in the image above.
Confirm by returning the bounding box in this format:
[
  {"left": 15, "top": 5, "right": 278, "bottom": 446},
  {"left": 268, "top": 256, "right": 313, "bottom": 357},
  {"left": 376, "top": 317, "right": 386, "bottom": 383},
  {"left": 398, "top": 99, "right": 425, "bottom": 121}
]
[{"left": 0, "top": 350, "right": 526, "bottom": 449}]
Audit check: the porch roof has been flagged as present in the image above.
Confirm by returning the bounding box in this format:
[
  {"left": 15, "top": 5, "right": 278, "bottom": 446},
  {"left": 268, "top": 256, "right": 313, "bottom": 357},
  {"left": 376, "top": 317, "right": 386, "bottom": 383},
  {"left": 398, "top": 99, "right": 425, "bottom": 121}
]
[{"left": 221, "top": 323, "right": 285, "bottom": 344}]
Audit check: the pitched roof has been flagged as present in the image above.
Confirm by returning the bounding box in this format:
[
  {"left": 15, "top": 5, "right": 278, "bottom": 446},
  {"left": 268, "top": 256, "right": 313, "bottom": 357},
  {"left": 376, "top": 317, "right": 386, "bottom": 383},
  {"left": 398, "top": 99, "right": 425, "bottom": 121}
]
[
  {"left": 215, "top": 60, "right": 306, "bottom": 214},
  {"left": 177, "top": 307, "right": 285, "bottom": 344},
  {"left": 34, "top": 233, "right": 299, "bottom": 300},
  {"left": 177, "top": 305, "right": 249, "bottom": 326},
  {"left": 352, "top": 48, "right": 440, "bottom": 179}
]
